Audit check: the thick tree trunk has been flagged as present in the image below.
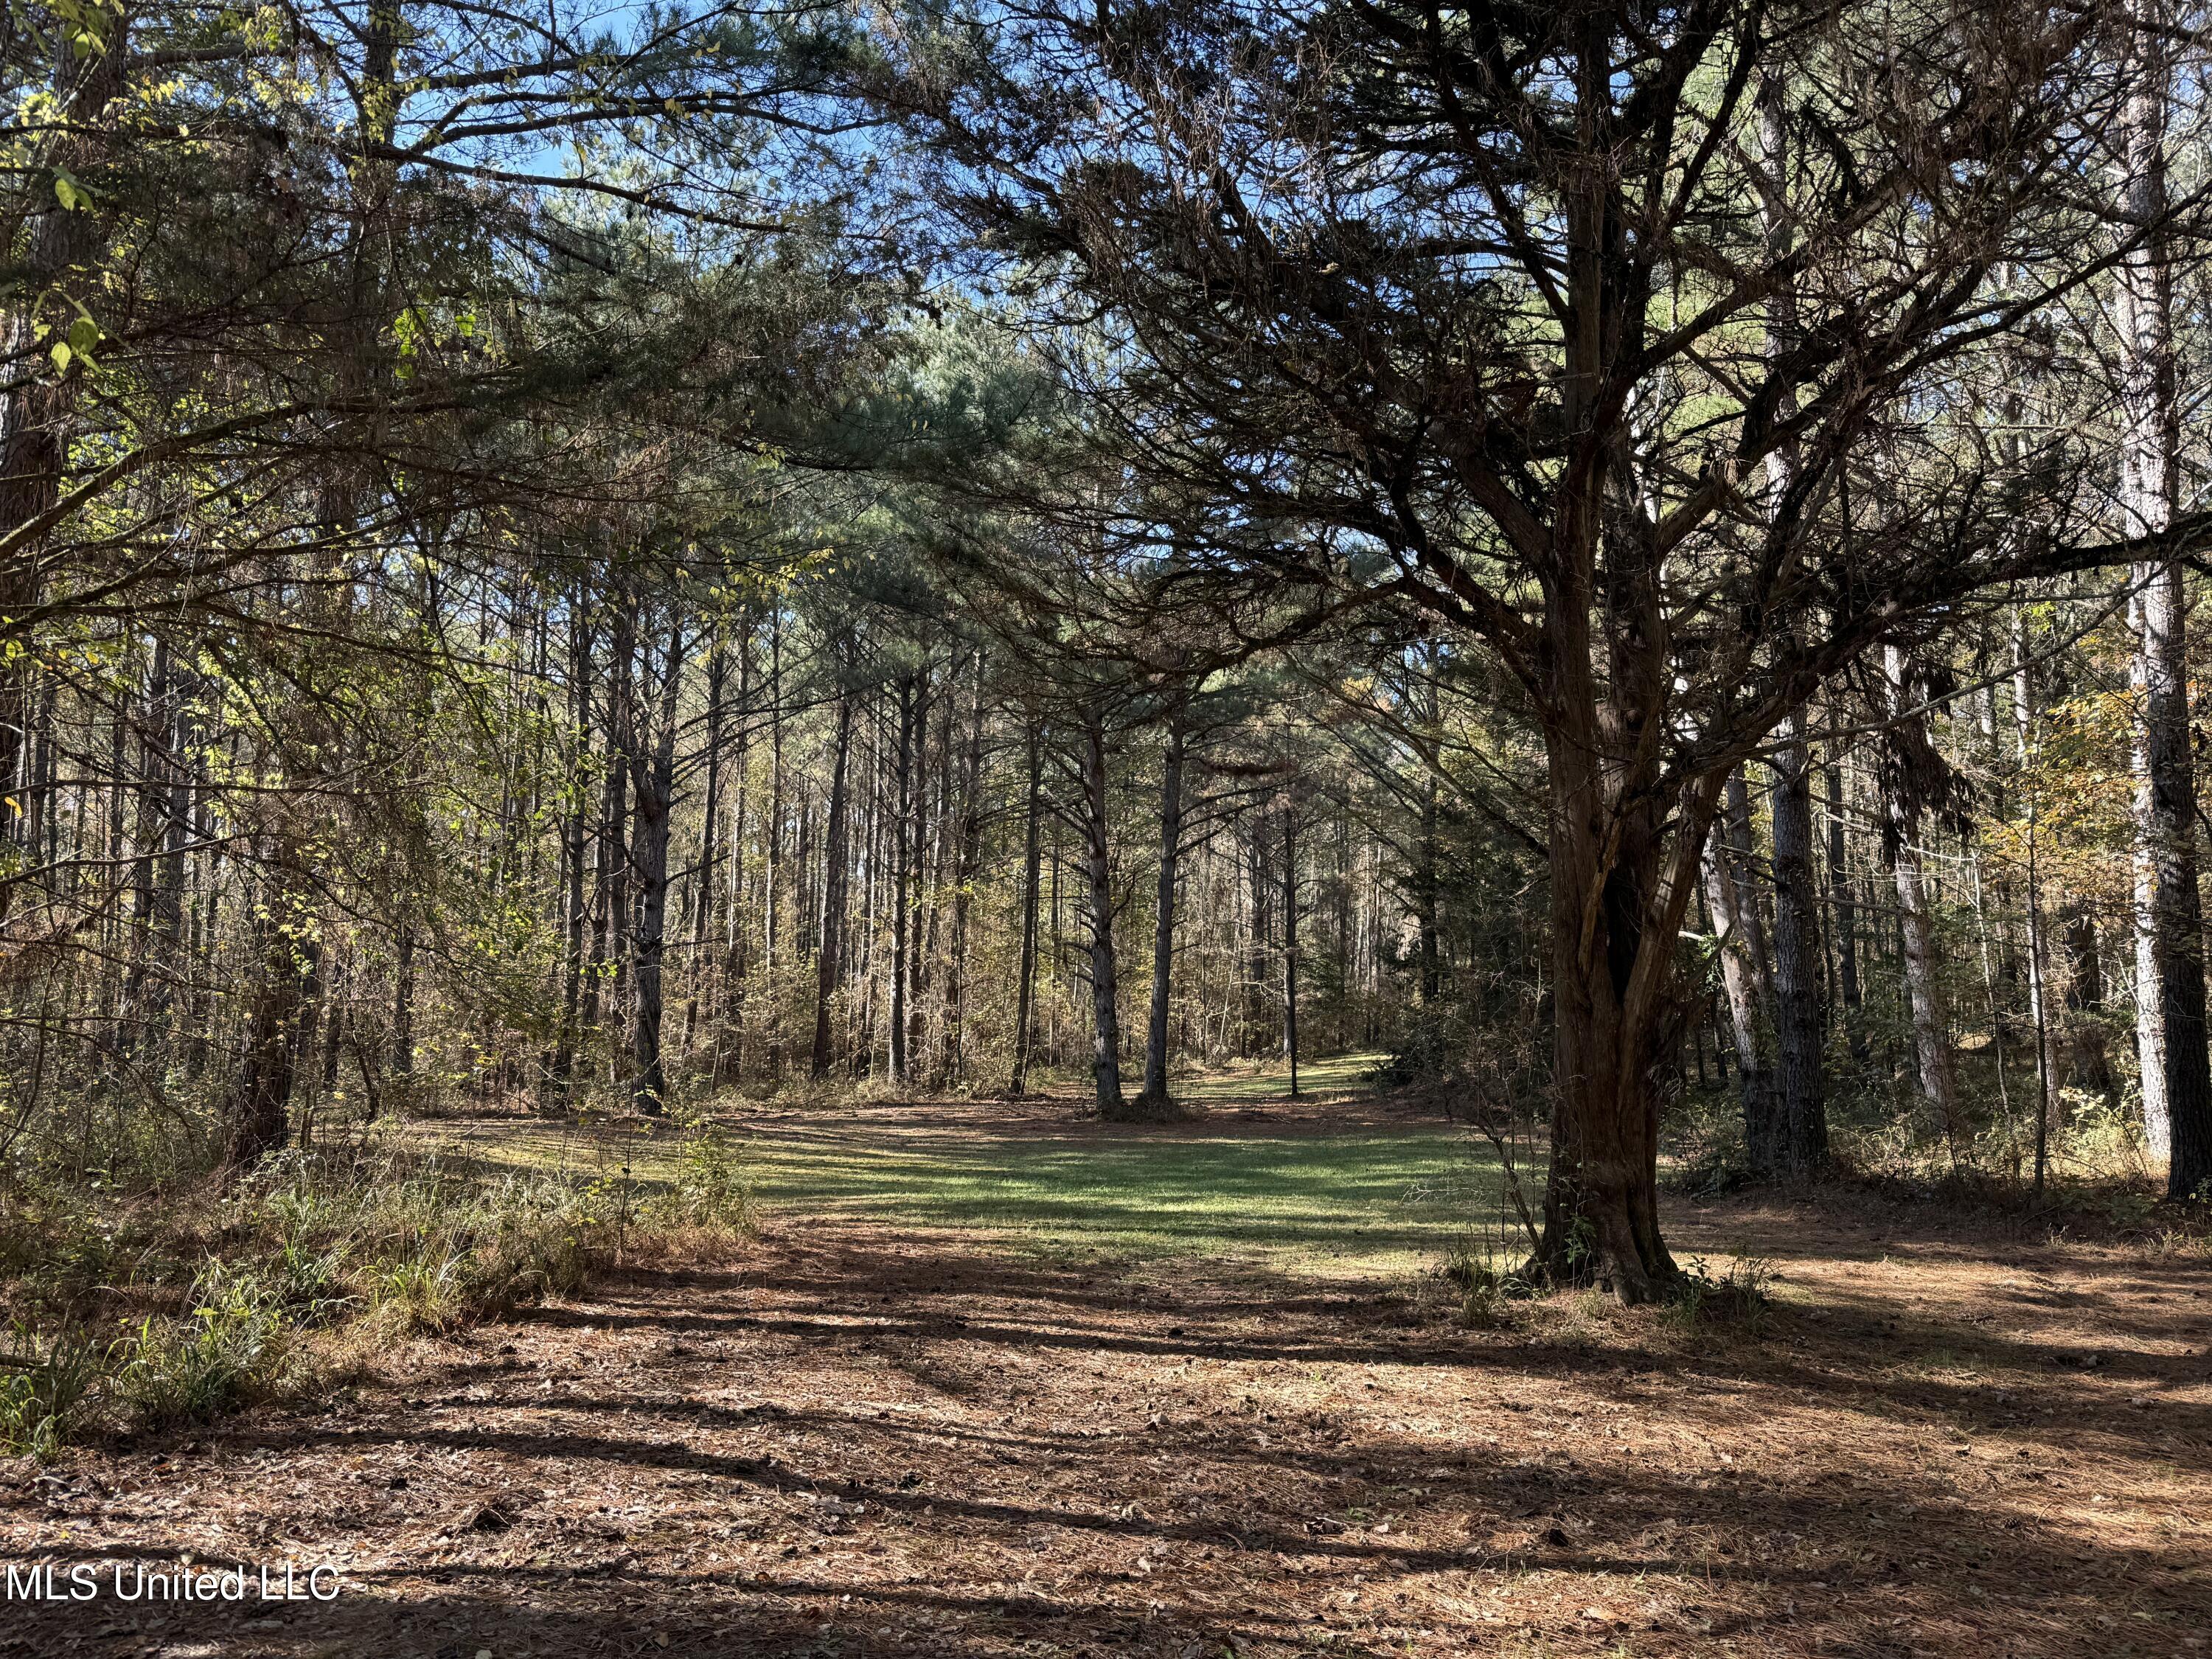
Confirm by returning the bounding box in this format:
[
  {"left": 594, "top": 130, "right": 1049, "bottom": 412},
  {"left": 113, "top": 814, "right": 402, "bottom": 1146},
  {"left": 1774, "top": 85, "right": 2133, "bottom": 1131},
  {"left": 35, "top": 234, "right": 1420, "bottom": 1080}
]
[
  {"left": 1531, "top": 724, "right": 1697, "bottom": 1304},
  {"left": 1080, "top": 710, "right": 1128, "bottom": 1118},
  {"left": 812, "top": 689, "right": 855, "bottom": 1079},
  {"left": 2132, "top": 563, "right": 2208, "bottom": 1187},
  {"left": 227, "top": 865, "right": 305, "bottom": 1167},
  {"left": 1009, "top": 715, "right": 1043, "bottom": 1097},
  {"left": 1523, "top": 518, "right": 1703, "bottom": 1303},
  {"left": 1137, "top": 717, "right": 1186, "bottom": 1113},
  {"left": 1705, "top": 771, "right": 1778, "bottom": 1166},
  {"left": 2010, "top": 619, "right": 2062, "bottom": 1138}
]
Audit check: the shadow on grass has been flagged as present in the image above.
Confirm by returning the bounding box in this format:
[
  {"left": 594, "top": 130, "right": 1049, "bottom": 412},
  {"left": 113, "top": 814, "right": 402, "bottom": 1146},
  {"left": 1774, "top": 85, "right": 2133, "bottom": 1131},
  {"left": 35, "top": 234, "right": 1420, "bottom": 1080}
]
[{"left": 417, "top": 1085, "right": 1525, "bottom": 1273}]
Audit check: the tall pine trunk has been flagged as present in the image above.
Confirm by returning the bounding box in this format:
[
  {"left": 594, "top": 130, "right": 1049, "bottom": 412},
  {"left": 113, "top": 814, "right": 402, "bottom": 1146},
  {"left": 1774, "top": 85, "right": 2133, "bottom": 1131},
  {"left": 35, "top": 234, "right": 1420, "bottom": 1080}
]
[
  {"left": 1882, "top": 647, "right": 1964, "bottom": 1148},
  {"left": 1137, "top": 717, "right": 1186, "bottom": 1114},
  {"left": 1080, "top": 709, "right": 1127, "bottom": 1117},
  {"left": 627, "top": 622, "right": 683, "bottom": 1114},
  {"left": 812, "top": 688, "right": 855, "bottom": 1079},
  {"left": 1009, "top": 715, "right": 1043, "bottom": 1097},
  {"left": 2115, "top": 14, "right": 2210, "bottom": 1194},
  {"left": 1768, "top": 713, "right": 1828, "bottom": 1175}
]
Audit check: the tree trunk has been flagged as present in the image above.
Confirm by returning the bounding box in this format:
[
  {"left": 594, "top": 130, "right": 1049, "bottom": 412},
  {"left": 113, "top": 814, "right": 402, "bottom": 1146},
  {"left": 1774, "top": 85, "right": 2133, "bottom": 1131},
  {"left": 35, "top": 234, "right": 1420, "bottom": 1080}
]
[
  {"left": 2010, "top": 614, "right": 2062, "bottom": 1141},
  {"left": 627, "top": 622, "right": 683, "bottom": 1114},
  {"left": 1767, "top": 710, "right": 1828, "bottom": 1175},
  {"left": 1825, "top": 744, "right": 1867, "bottom": 1060},
  {"left": 1528, "top": 686, "right": 1700, "bottom": 1304},
  {"left": 684, "top": 623, "right": 726, "bottom": 1058},
  {"left": 1137, "top": 717, "right": 1186, "bottom": 1114},
  {"left": 2062, "top": 908, "right": 2116, "bottom": 1099},
  {"left": 943, "top": 662, "right": 986, "bottom": 1087},
  {"left": 889, "top": 673, "right": 917, "bottom": 1087},
  {"left": 1009, "top": 714, "right": 1043, "bottom": 1097},
  {"left": 2115, "top": 16, "right": 2210, "bottom": 1194},
  {"left": 0, "top": 30, "right": 127, "bottom": 844},
  {"left": 1703, "top": 804, "right": 1773, "bottom": 1165},
  {"left": 1080, "top": 709, "right": 1128, "bottom": 1118},
  {"left": 1281, "top": 803, "right": 1301, "bottom": 1099},
  {"left": 552, "top": 594, "right": 591, "bottom": 1096},
  {"left": 1883, "top": 647, "right": 1964, "bottom": 1147},
  {"left": 764, "top": 615, "right": 785, "bottom": 1086},
  {"left": 812, "top": 687, "right": 855, "bottom": 1079},
  {"left": 227, "top": 864, "right": 304, "bottom": 1167}
]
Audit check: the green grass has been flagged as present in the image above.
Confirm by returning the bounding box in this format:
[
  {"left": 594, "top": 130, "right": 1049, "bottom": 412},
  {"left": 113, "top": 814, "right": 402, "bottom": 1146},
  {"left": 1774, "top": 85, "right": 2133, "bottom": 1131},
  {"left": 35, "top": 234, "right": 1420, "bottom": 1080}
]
[{"left": 415, "top": 1055, "right": 1523, "bottom": 1276}]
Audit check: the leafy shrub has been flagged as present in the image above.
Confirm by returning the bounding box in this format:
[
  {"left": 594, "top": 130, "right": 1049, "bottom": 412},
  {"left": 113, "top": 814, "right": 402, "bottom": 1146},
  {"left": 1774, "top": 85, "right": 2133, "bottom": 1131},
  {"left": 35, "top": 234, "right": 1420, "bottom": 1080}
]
[{"left": 650, "top": 1121, "right": 759, "bottom": 1235}]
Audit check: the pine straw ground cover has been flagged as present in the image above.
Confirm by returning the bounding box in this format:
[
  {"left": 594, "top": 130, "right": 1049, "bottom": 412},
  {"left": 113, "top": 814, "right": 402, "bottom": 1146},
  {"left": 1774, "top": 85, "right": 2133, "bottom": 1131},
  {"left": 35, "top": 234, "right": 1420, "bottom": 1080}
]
[{"left": 0, "top": 1088, "right": 2205, "bottom": 1658}]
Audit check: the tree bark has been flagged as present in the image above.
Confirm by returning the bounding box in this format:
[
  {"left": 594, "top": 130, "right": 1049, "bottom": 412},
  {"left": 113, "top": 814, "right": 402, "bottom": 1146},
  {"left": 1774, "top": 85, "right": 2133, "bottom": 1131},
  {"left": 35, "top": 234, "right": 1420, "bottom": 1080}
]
[
  {"left": 1281, "top": 803, "right": 1301, "bottom": 1099},
  {"left": 1009, "top": 714, "right": 1043, "bottom": 1097},
  {"left": 1768, "top": 711, "right": 1828, "bottom": 1175},
  {"left": 1137, "top": 716, "right": 1186, "bottom": 1114},
  {"left": 1703, "top": 799, "right": 1774, "bottom": 1165},
  {"left": 1825, "top": 742, "right": 1866, "bottom": 1060},
  {"left": 552, "top": 593, "right": 591, "bottom": 1096},
  {"left": 812, "top": 686, "right": 855, "bottom": 1079},
  {"left": 889, "top": 673, "right": 917, "bottom": 1087},
  {"left": 0, "top": 28, "right": 127, "bottom": 844},
  {"left": 1882, "top": 647, "right": 1964, "bottom": 1147},
  {"left": 942, "top": 661, "right": 986, "bottom": 1087},
  {"left": 683, "top": 622, "right": 726, "bottom": 1058},
  {"left": 2115, "top": 13, "right": 2210, "bottom": 1194},
  {"left": 226, "top": 860, "right": 305, "bottom": 1167},
  {"left": 626, "top": 621, "right": 683, "bottom": 1114},
  {"left": 1080, "top": 709, "right": 1128, "bottom": 1117}
]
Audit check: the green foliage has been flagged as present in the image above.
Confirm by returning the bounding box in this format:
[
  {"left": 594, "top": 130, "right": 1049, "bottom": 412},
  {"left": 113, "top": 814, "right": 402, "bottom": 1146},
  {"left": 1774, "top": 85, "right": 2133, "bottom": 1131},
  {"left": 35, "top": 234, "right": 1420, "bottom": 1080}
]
[
  {"left": 111, "top": 1262, "right": 302, "bottom": 1430},
  {"left": 1438, "top": 1239, "right": 1534, "bottom": 1328},
  {"left": 648, "top": 1119, "right": 759, "bottom": 1235},
  {"left": 1663, "top": 1255, "right": 1776, "bottom": 1337},
  {"left": 0, "top": 1138, "right": 682, "bottom": 1453},
  {"left": 0, "top": 1321, "right": 104, "bottom": 1456}
]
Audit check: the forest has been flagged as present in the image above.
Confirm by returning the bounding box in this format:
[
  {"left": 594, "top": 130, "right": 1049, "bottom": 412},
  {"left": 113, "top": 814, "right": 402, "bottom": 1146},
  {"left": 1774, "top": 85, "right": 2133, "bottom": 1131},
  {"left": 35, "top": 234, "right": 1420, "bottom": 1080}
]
[{"left": 0, "top": 0, "right": 2206, "bottom": 1654}]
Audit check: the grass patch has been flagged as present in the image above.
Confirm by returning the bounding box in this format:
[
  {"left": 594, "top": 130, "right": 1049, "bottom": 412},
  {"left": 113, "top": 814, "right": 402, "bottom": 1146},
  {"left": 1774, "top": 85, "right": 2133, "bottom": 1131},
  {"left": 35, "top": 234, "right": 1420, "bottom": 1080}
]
[{"left": 422, "top": 1056, "right": 1511, "bottom": 1275}]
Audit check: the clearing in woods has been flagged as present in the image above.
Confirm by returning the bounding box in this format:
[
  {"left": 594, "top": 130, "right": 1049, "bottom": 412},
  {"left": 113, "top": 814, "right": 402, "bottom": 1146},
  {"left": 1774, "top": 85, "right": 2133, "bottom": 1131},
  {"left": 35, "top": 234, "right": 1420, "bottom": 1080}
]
[{"left": 3, "top": 1057, "right": 2205, "bottom": 1658}]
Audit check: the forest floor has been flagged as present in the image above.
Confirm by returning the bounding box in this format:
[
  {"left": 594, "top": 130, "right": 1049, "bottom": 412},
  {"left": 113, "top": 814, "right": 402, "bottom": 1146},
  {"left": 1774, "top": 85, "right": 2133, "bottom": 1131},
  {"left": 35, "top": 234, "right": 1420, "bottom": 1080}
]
[{"left": 4, "top": 1059, "right": 2208, "bottom": 1658}]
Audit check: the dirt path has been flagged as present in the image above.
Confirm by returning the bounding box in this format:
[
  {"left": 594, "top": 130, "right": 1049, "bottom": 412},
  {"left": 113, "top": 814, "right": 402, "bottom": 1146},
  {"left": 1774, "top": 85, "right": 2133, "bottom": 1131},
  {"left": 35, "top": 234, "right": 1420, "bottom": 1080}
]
[{"left": 3, "top": 1129, "right": 2208, "bottom": 1657}]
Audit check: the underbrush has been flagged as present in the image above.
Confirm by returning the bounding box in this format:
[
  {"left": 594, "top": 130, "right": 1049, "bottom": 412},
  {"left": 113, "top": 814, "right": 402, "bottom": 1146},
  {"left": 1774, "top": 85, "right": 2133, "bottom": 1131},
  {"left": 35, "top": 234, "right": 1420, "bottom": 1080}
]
[
  {"left": 1661, "top": 1253, "right": 1776, "bottom": 1335},
  {"left": 0, "top": 1121, "right": 757, "bottom": 1456}
]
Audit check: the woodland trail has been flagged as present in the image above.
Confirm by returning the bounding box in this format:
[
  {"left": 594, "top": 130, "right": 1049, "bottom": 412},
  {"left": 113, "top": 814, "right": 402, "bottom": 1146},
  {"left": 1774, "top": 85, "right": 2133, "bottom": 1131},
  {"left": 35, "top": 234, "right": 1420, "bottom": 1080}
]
[{"left": 2, "top": 1085, "right": 2208, "bottom": 1658}]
